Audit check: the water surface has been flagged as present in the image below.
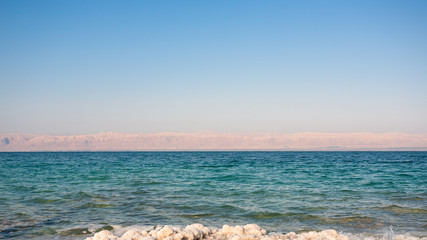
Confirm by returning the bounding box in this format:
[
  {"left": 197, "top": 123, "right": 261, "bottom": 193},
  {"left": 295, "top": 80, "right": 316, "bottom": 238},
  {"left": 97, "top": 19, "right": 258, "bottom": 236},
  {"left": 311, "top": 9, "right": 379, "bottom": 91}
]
[{"left": 0, "top": 152, "right": 426, "bottom": 239}]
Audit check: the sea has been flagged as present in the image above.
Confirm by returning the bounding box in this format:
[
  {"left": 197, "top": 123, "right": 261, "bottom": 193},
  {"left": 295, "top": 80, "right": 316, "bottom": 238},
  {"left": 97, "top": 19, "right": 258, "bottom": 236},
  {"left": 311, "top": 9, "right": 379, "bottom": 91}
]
[{"left": 0, "top": 151, "right": 426, "bottom": 240}]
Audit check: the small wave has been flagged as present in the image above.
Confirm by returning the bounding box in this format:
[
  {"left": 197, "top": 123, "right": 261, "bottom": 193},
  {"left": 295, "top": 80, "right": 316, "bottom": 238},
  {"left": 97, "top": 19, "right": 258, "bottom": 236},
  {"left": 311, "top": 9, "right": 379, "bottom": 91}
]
[
  {"left": 394, "top": 196, "right": 425, "bottom": 201},
  {"left": 321, "top": 216, "right": 383, "bottom": 229},
  {"left": 345, "top": 229, "right": 426, "bottom": 240},
  {"left": 377, "top": 205, "right": 427, "bottom": 214},
  {"left": 0, "top": 219, "right": 40, "bottom": 238},
  {"left": 82, "top": 175, "right": 111, "bottom": 181},
  {"left": 63, "top": 191, "right": 93, "bottom": 200},
  {"left": 244, "top": 211, "right": 310, "bottom": 220},
  {"left": 30, "top": 197, "right": 62, "bottom": 204},
  {"left": 247, "top": 212, "right": 286, "bottom": 219},
  {"left": 212, "top": 175, "right": 239, "bottom": 181},
  {"left": 77, "top": 202, "right": 116, "bottom": 209},
  {"left": 94, "top": 225, "right": 114, "bottom": 232},
  {"left": 32, "top": 227, "right": 57, "bottom": 237},
  {"left": 57, "top": 225, "right": 113, "bottom": 237},
  {"left": 323, "top": 216, "right": 377, "bottom": 224},
  {"left": 59, "top": 227, "right": 91, "bottom": 236},
  {"left": 180, "top": 213, "right": 215, "bottom": 219}
]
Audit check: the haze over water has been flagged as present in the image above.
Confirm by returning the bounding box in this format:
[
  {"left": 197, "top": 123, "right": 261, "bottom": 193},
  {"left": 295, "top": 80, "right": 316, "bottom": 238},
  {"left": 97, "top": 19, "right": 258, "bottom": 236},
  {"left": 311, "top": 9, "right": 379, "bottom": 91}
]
[{"left": 1, "top": 152, "right": 426, "bottom": 240}]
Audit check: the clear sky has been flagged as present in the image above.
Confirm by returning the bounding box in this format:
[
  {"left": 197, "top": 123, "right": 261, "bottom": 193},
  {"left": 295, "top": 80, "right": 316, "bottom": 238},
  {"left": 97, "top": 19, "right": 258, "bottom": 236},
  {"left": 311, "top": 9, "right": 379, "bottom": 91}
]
[{"left": 1, "top": 0, "right": 426, "bottom": 134}]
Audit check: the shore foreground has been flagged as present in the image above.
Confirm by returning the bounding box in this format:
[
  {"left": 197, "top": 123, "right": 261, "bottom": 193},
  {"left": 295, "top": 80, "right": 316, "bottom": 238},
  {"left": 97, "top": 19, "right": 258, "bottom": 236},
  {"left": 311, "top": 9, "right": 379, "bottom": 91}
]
[{"left": 86, "top": 224, "right": 425, "bottom": 240}]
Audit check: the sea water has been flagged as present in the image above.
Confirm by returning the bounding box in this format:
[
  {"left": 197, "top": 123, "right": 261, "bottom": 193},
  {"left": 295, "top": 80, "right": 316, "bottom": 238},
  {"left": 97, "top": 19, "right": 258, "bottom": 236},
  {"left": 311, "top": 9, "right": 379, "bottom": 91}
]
[{"left": 0, "top": 152, "right": 425, "bottom": 239}]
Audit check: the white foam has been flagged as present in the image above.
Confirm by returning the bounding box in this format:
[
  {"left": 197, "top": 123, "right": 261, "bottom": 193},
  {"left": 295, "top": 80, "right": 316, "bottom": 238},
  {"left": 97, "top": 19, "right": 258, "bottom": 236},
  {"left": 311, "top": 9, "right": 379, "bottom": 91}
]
[{"left": 345, "top": 232, "right": 426, "bottom": 240}]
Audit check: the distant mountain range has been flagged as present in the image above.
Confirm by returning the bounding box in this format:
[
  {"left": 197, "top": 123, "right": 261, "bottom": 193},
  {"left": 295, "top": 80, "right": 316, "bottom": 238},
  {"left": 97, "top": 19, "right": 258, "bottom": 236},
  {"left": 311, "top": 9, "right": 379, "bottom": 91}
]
[{"left": 1, "top": 132, "right": 427, "bottom": 151}]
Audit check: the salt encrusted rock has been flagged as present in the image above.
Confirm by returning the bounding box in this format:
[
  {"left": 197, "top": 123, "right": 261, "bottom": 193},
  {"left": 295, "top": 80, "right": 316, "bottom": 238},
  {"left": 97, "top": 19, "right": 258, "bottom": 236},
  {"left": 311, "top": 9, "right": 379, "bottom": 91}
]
[
  {"left": 84, "top": 224, "right": 371, "bottom": 240},
  {"left": 229, "top": 234, "right": 259, "bottom": 240},
  {"left": 284, "top": 232, "right": 298, "bottom": 240},
  {"left": 120, "top": 230, "right": 151, "bottom": 240},
  {"left": 182, "top": 229, "right": 196, "bottom": 240},
  {"left": 220, "top": 225, "right": 245, "bottom": 235},
  {"left": 157, "top": 226, "right": 175, "bottom": 240},
  {"left": 149, "top": 230, "right": 159, "bottom": 237},
  {"left": 219, "top": 224, "right": 266, "bottom": 237},
  {"left": 210, "top": 227, "right": 219, "bottom": 235},
  {"left": 281, "top": 230, "right": 348, "bottom": 240},
  {"left": 86, "top": 230, "right": 119, "bottom": 240},
  {"left": 243, "top": 224, "right": 267, "bottom": 236},
  {"left": 192, "top": 223, "right": 212, "bottom": 237},
  {"left": 185, "top": 223, "right": 212, "bottom": 240},
  {"left": 173, "top": 232, "right": 184, "bottom": 240}
]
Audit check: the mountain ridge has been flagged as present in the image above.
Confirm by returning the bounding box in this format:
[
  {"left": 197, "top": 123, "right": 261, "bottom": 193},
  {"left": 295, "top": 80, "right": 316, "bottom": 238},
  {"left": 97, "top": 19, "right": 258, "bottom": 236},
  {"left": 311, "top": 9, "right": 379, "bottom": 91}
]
[{"left": 1, "top": 132, "right": 427, "bottom": 151}]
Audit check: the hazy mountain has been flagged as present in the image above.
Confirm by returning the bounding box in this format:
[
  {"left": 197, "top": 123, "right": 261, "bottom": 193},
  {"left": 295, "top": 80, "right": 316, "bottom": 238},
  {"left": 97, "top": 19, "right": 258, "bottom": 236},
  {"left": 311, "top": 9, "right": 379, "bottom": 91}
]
[{"left": 1, "top": 132, "right": 426, "bottom": 151}]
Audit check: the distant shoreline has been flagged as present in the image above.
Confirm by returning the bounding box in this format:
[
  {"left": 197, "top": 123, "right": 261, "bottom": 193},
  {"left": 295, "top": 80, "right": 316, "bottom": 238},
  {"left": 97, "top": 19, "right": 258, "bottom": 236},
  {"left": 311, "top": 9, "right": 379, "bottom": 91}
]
[
  {"left": 1, "top": 149, "right": 427, "bottom": 152},
  {"left": 1, "top": 132, "right": 427, "bottom": 152}
]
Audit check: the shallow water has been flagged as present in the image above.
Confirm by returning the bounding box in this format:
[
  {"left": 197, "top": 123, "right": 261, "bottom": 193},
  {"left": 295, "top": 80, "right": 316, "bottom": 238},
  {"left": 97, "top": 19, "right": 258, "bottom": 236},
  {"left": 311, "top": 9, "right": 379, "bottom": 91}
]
[{"left": 0, "top": 152, "right": 426, "bottom": 239}]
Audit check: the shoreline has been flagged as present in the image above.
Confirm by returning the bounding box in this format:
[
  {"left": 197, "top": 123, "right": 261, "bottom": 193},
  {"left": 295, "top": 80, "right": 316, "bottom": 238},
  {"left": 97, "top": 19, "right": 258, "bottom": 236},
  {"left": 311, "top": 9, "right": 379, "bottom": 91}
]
[
  {"left": 2, "top": 132, "right": 427, "bottom": 151},
  {"left": 84, "top": 224, "right": 426, "bottom": 240}
]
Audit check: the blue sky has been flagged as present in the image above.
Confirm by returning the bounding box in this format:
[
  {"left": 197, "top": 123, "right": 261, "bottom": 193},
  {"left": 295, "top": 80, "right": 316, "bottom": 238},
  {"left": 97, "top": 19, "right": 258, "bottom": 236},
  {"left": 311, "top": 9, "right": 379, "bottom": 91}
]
[{"left": 1, "top": 0, "right": 426, "bottom": 134}]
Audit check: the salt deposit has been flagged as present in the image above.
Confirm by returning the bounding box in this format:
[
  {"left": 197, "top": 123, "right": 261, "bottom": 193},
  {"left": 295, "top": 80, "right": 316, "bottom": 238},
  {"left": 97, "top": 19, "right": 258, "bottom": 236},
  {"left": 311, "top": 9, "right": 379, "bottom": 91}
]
[{"left": 86, "top": 224, "right": 426, "bottom": 240}]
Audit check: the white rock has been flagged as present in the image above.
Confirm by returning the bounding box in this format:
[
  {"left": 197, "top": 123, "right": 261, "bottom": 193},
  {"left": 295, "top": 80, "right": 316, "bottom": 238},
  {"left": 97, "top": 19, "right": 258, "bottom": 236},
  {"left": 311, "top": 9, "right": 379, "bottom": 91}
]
[
  {"left": 141, "top": 237, "right": 156, "bottom": 240},
  {"left": 184, "top": 226, "right": 203, "bottom": 240},
  {"left": 87, "top": 230, "right": 119, "bottom": 240},
  {"left": 157, "top": 226, "right": 175, "bottom": 240},
  {"left": 120, "top": 230, "right": 147, "bottom": 240},
  {"left": 229, "top": 234, "right": 257, "bottom": 240},
  {"left": 185, "top": 224, "right": 212, "bottom": 239},
  {"left": 149, "top": 230, "right": 158, "bottom": 237},
  {"left": 243, "top": 224, "right": 266, "bottom": 236},
  {"left": 220, "top": 225, "right": 245, "bottom": 235},
  {"left": 182, "top": 229, "right": 196, "bottom": 240},
  {"left": 173, "top": 232, "right": 184, "bottom": 240},
  {"left": 85, "top": 224, "right": 366, "bottom": 240}
]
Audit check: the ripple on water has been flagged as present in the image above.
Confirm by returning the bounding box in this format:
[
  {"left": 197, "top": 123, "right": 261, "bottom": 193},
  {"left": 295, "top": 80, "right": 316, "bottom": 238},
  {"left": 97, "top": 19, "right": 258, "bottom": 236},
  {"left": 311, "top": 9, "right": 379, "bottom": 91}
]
[
  {"left": 77, "top": 202, "right": 116, "bottom": 209},
  {"left": 59, "top": 227, "right": 90, "bottom": 236},
  {"left": 247, "top": 212, "right": 296, "bottom": 220},
  {"left": 30, "top": 198, "right": 62, "bottom": 204},
  {"left": 64, "top": 191, "right": 93, "bottom": 200},
  {"left": 376, "top": 205, "right": 427, "bottom": 214},
  {"left": 180, "top": 213, "right": 216, "bottom": 219}
]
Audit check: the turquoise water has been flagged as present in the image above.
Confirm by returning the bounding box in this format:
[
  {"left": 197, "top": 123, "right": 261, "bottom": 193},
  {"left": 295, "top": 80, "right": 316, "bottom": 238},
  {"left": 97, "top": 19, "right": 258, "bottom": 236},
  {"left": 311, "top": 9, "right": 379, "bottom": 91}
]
[{"left": 0, "top": 152, "right": 426, "bottom": 239}]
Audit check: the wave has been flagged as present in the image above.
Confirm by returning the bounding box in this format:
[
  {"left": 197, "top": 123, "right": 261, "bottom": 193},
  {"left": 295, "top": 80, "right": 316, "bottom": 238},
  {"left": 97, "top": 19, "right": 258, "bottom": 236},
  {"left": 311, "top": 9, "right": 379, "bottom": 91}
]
[
  {"left": 84, "top": 224, "right": 427, "bottom": 240},
  {"left": 376, "top": 205, "right": 427, "bottom": 214},
  {"left": 77, "top": 202, "right": 116, "bottom": 209}
]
